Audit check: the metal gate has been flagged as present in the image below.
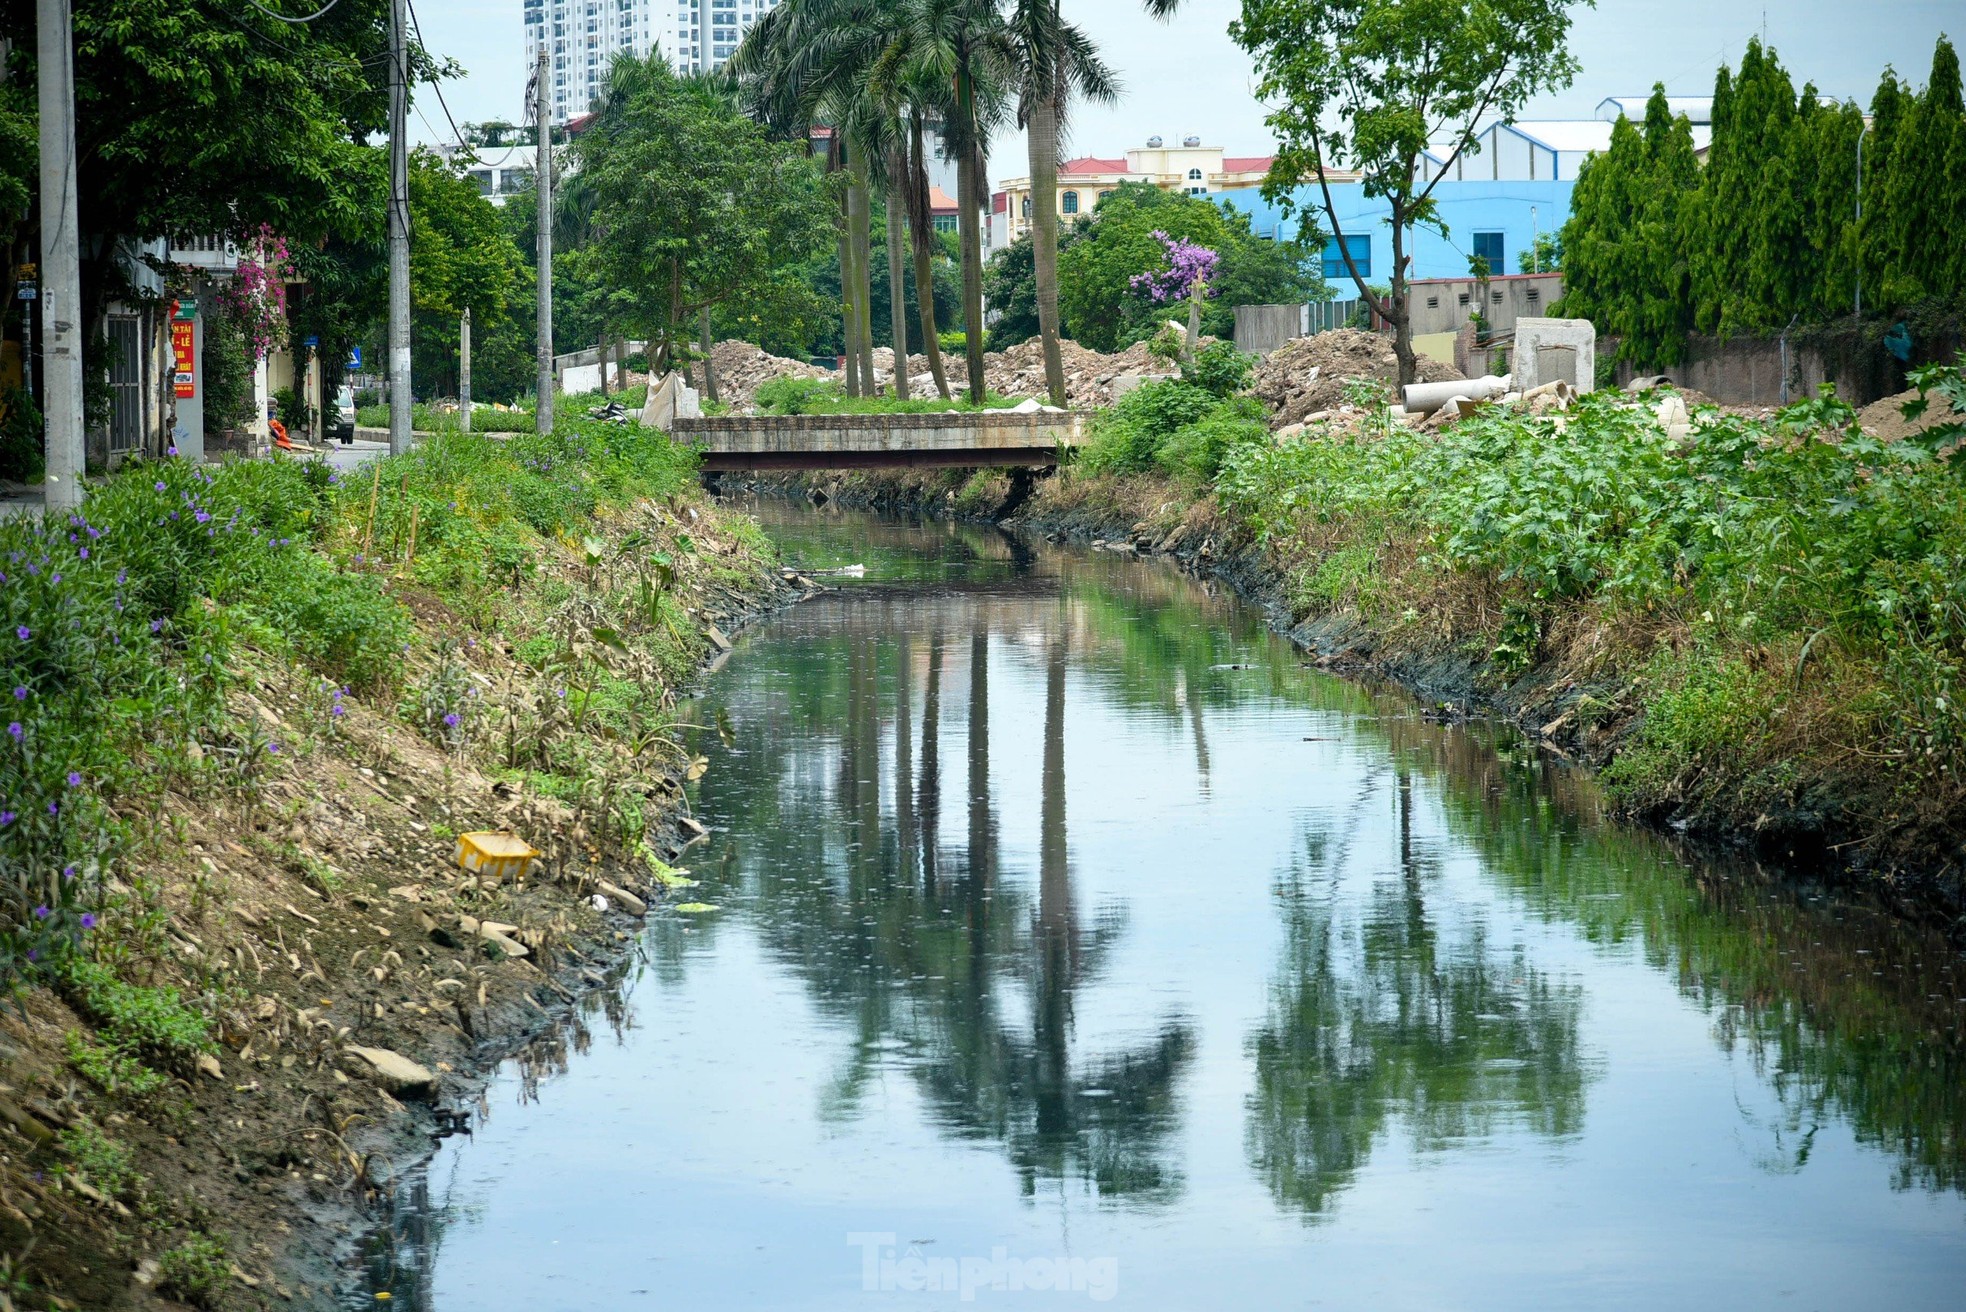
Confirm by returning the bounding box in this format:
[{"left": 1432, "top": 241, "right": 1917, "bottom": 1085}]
[{"left": 107, "top": 315, "right": 142, "bottom": 456}]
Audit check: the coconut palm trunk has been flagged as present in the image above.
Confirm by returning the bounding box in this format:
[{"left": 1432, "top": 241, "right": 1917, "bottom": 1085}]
[
  {"left": 698, "top": 309, "right": 720, "bottom": 404},
  {"left": 907, "top": 113, "right": 953, "bottom": 399},
  {"left": 850, "top": 172, "right": 877, "bottom": 393},
  {"left": 955, "top": 106, "right": 988, "bottom": 399},
  {"left": 837, "top": 169, "right": 862, "bottom": 395},
  {"left": 1026, "top": 87, "right": 1067, "bottom": 406},
  {"left": 885, "top": 177, "right": 913, "bottom": 399}
]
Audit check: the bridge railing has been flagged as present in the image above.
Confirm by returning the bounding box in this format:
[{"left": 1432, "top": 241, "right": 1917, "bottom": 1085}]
[{"left": 673, "top": 410, "right": 1085, "bottom": 472}]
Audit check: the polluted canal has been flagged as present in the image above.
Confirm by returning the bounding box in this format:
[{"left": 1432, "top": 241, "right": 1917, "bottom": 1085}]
[{"left": 357, "top": 503, "right": 1966, "bottom": 1310}]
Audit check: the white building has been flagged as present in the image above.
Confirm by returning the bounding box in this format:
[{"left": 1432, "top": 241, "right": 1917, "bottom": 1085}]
[
  {"left": 666, "top": 0, "right": 784, "bottom": 76},
  {"left": 523, "top": 0, "right": 783, "bottom": 124},
  {"left": 524, "top": 0, "right": 659, "bottom": 125}
]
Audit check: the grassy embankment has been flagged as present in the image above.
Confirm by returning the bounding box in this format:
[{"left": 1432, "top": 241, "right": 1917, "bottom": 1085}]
[
  {"left": 0, "top": 413, "right": 776, "bottom": 1307},
  {"left": 814, "top": 349, "right": 1966, "bottom": 906}
]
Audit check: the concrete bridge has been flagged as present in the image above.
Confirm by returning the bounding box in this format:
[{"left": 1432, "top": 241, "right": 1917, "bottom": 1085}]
[{"left": 673, "top": 411, "right": 1084, "bottom": 472}]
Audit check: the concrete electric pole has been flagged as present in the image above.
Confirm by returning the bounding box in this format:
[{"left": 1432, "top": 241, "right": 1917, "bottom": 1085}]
[
  {"left": 387, "top": 0, "right": 413, "bottom": 456},
  {"left": 534, "top": 44, "right": 555, "bottom": 437},
  {"left": 37, "top": 0, "right": 83, "bottom": 509},
  {"left": 459, "top": 306, "right": 472, "bottom": 434}
]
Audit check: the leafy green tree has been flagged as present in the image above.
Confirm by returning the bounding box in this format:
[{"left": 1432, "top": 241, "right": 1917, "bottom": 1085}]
[
  {"left": 1, "top": 0, "right": 395, "bottom": 331},
  {"left": 575, "top": 54, "right": 836, "bottom": 375},
  {"left": 1882, "top": 37, "right": 1964, "bottom": 307},
  {"left": 1055, "top": 183, "right": 1322, "bottom": 353},
  {"left": 983, "top": 232, "right": 1045, "bottom": 348},
  {"left": 1516, "top": 232, "right": 1563, "bottom": 274},
  {"left": 1230, "top": 0, "right": 1585, "bottom": 386}
]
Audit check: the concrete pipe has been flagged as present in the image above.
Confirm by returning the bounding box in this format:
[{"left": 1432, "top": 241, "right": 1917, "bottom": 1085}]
[{"left": 1401, "top": 375, "right": 1511, "bottom": 416}]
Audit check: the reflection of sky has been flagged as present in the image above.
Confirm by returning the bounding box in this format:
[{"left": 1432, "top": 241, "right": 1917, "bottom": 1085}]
[{"left": 408, "top": 528, "right": 1966, "bottom": 1312}]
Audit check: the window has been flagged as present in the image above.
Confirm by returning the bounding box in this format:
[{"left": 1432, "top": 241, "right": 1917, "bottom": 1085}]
[
  {"left": 1021, "top": 196, "right": 1032, "bottom": 218},
  {"left": 1061, "top": 190, "right": 1078, "bottom": 215},
  {"left": 1320, "top": 234, "right": 1370, "bottom": 280},
  {"left": 1471, "top": 231, "right": 1504, "bottom": 271},
  {"left": 1425, "top": 296, "right": 1438, "bottom": 309},
  {"left": 933, "top": 214, "right": 958, "bottom": 234},
  {"left": 1187, "top": 167, "right": 1203, "bottom": 181},
  {"left": 1097, "top": 190, "right": 1113, "bottom": 201}
]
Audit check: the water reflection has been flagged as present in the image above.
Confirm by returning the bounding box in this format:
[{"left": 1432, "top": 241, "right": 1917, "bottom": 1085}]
[
  {"left": 367, "top": 505, "right": 1966, "bottom": 1311},
  {"left": 1248, "top": 769, "right": 1592, "bottom": 1218}
]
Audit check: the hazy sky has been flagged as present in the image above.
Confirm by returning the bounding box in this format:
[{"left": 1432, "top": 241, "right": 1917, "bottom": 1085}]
[{"left": 412, "top": 0, "right": 1960, "bottom": 187}]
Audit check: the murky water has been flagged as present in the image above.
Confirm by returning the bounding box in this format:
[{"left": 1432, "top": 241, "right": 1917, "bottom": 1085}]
[{"left": 360, "top": 505, "right": 1966, "bottom": 1310}]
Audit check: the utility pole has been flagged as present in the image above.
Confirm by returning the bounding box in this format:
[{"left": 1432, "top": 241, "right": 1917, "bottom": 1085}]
[
  {"left": 534, "top": 44, "right": 555, "bottom": 436},
  {"left": 387, "top": 0, "right": 413, "bottom": 456},
  {"left": 37, "top": 0, "right": 83, "bottom": 508},
  {"left": 459, "top": 306, "right": 472, "bottom": 434}
]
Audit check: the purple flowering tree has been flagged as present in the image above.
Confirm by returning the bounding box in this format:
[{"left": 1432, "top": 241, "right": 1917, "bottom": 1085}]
[{"left": 1129, "top": 231, "right": 1220, "bottom": 361}]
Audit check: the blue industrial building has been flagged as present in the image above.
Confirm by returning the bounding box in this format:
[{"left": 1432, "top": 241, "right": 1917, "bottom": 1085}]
[{"left": 1218, "top": 179, "right": 1575, "bottom": 288}]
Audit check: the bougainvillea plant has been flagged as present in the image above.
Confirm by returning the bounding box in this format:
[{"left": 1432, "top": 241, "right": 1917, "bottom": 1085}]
[{"left": 217, "top": 226, "right": 291, "bottom": 361}]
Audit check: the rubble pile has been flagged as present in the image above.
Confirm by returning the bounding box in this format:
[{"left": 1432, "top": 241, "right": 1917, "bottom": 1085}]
[
  {"left": 980, "top": 338, "right": 1167, "bottom": 408},
  {"left": 1252, "top": 329, "right": 1465, "bottom": 427},
  {"left": 707, "top": 340, "right": 828, "bottom": 405}
]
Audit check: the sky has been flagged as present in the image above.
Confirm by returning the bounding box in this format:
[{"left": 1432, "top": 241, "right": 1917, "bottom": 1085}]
[{"left": 412, "top": 0, "right": 1961, "bottom": 189}]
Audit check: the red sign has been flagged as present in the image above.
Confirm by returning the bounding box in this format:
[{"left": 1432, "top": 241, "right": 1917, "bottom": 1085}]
[{"left": 172, "top": 319, "right": 195, "bottom": 399}]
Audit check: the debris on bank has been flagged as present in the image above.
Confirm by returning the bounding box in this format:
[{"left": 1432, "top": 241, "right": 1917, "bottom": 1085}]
[{"left": 1252, "top": 328, "right": 1467, "bottom": 427}]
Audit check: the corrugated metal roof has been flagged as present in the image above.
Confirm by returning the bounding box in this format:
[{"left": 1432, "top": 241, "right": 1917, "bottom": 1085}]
[{"left": 1596, "top": 95, "right": 1716, "bottom": 123}]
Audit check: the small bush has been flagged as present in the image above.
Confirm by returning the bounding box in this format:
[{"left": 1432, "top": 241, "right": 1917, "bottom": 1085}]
[
  {"left": 58, "top": 1120, "right": 141, "bottom": 1199},
  {"left": 0, "top": 387, "right": 43, "bottom": 482},
  {"left": 59, "top": 958, "right": 213, "bottom": 1060},
  {"left": 1181, "top": 341, "right": 1255, "bottom": 398},
  {"left": 754, "top": 377, "right": 840, "bottom": 415},
  {"left": 65, "top": 1032, "right": 167, "bottom": 1097},
  {"left": 156, "top": 1235, "right": 228, "bottom": 1307}
]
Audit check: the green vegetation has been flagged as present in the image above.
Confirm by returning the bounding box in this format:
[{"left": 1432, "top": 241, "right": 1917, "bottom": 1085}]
[
  {"left": 1078, "top": 344, "right": 1265, "bottom": 481},
  {"left": 57, "top": 1120, "right": 142, "bottom": 1200},
  {"left": 1210, "top": 370, "right": 1966, "bottom": 853},
  {"left": 354, "top": 403, "right": 536, "bottom": 434},
  {"left": 752, "top": 377, "right": 1016, "bottom": 416},
  {"left": 1561, "top": 38, "right": 1966, "bottom": 368},
  {"left": 155, "top": 1235, "right": 228, "bottom": 1308},
  {"left": 65, "top": 1032, "right": 168, "bottom": 1098},
  {"left": 58, "top": 959, "right": 214, "bottom": 1060},
  {"left": 570, "top": 54, "right": 836, "bottom": 378},
  {"left": 1230, "top": 0, "right": 1582, "bottom": 384},
  {"left": 1046, "top": 183, "right": 1327, "bottom": 353}
]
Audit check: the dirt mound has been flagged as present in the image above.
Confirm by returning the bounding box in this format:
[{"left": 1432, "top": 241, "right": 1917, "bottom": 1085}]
[
  {"left": 1253, "top": 329, "right": 1466, "bottom": 426},
  {"left": 1857, "top": 387, "right": 1955, "bottom": 444},
  {"left": 982, "top": 337, "right": 1166, "bottom": 408},
  {"left": 709, "top": 340, "right": 828, "bottom": 405}
]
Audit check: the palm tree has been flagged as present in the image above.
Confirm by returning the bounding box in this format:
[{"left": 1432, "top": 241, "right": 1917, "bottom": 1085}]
[
  {"left": 880, "top": 0, "right": 1011, "bottom": 404},
  {"left": 1010, "top": 1, "right": 1118, "bottom": 407}
]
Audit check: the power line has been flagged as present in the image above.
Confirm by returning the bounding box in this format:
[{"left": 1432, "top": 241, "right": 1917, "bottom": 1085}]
[
  {"left": 405, "top": 0, "right": 474, "bottom": 158},
  {"left": 241, "top": 0, "right": 349, "bottom": 23}
]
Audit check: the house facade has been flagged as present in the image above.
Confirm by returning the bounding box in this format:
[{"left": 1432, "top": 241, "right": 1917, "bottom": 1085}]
[{"left": 987, "top": 139, "right": 1284, "bottom": 256}]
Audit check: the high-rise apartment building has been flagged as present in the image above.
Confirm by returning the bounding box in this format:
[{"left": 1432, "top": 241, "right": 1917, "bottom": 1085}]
[
  {"left": 524, "top": 0, "right": 658, "bottom": 126},
  {"left": 523, "top": 0, "right": 782, "bottom": 126},
  {"left": 665, "top": 0, "right": 782, "bottom": 77}
]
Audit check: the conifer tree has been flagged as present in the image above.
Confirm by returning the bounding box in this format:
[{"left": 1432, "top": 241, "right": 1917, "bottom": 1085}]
[
  {"left": 1861, "top": 71, "right": 1909, "bottom": 308},
  {"left": 1884, "top": 37, "right": 1962, "bottom": 305}
]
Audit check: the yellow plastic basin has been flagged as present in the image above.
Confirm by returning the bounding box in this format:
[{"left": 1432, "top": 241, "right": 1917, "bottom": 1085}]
[{"left": 456, "top": 831, "right": 540, "bottom": 882}]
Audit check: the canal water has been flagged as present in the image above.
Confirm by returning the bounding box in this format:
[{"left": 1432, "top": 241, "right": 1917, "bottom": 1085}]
[{"left": 360, "top": 505, "right": 1966, "bottom": 1310}]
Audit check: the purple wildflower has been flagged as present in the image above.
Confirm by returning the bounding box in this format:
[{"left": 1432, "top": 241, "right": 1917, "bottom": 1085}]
[
  {"left": 65, "top": 772, "right": 81, "bottom": 787},
  {"left": 47, "top": 801, "right": 58, "bottom": 815},
  {"left": 443, "top": 712, "right": 460, "bottom": 727},
  {"left": 12, "top": 687, "right": 24, "bottom": 701},
  {"left": 80, "top": 913, "right": 97, "bottom": 930},
  {"left": 14, "top": 627, "right": 25, "bottom": 642},
  {"left": 78, "top": 548, "right": 89, "bottom": 560},
  {"left": 0, "top": 811, "right": 15, "bottom": 825},
  {"left": 32, "top": 904, "right": 48, "bottom": 920},
  {"left": 151, "top": 619, "right": 164, "bottom": 633},
  {"left": 155, "top": 481, "right": 166, "bottom": 492},
  {"left": 6, "top": 722, "right": 19, "bottom": 741}
]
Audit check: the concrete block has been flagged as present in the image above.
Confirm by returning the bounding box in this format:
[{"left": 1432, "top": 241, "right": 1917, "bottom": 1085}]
[{"left": 1513, "top": 317, "right": 1596, "bottom": 395}]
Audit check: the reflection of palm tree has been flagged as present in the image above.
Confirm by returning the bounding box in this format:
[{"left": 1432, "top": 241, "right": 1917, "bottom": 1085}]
[{"left": 919, "top": 630, "right": 944, "bottom": 885}]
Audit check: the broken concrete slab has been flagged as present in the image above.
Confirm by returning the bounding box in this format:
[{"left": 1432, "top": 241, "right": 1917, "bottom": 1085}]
[
  {"left": 344, "top": 1046, "right": 438, "bottom": 1099},
  {"left": 1514, "top": 318, "right": 1597, "bottom": 395}
]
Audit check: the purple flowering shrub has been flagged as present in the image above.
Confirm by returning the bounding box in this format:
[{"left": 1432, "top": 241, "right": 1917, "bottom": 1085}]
[
  {"left": 0, "top": 454, "right": 392, "bottom": 987},
  {"left": 1129, "top": 230, "right": 1221, "bottom": 305}
]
